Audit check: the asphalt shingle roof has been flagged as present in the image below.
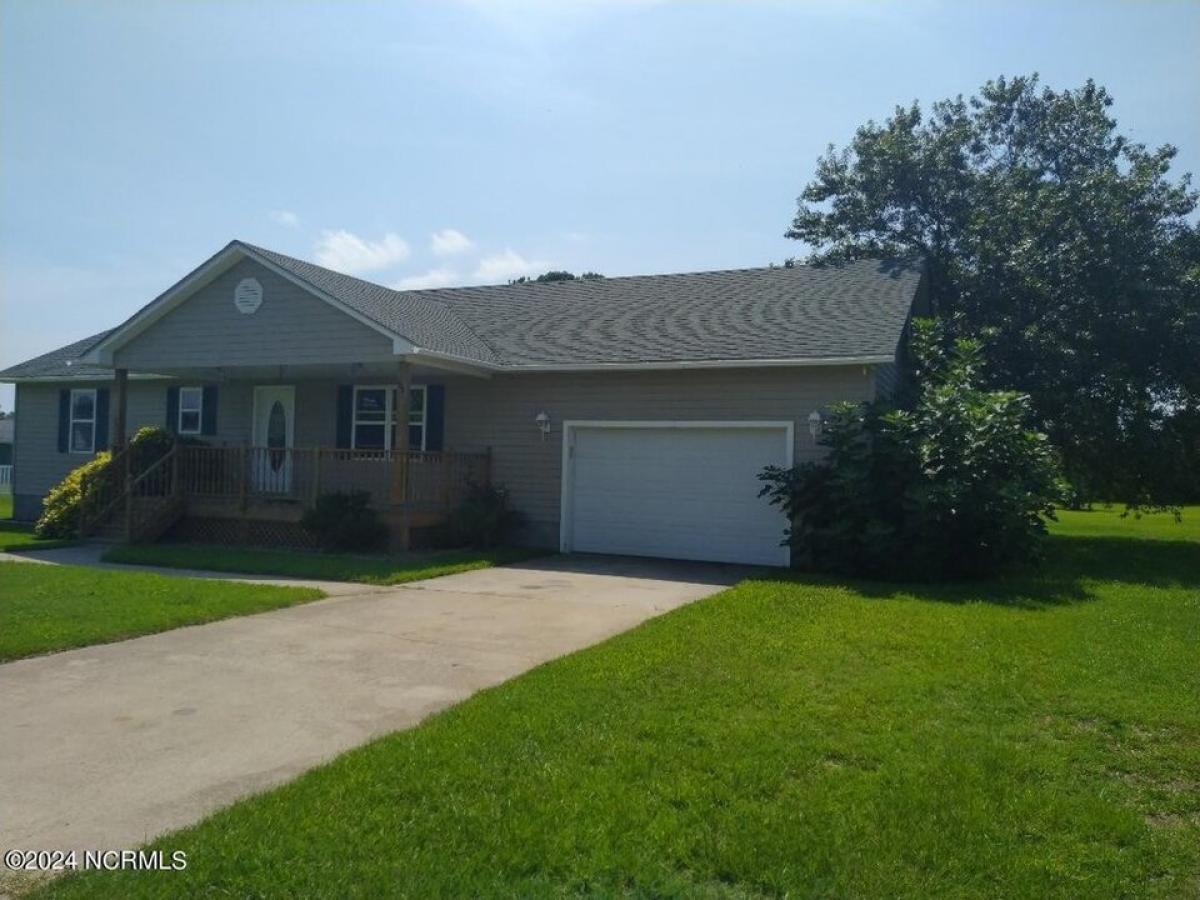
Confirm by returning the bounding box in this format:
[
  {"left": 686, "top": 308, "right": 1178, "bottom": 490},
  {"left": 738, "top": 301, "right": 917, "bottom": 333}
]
[
  {"left": 0, "top": 243, "right": 923, "bottom": 379},
  {"left": 0, "top": 329, "right": 117, "bottom": 380},
  {"left": 406, "top": 259, "right": 922, "bottom": 366}
]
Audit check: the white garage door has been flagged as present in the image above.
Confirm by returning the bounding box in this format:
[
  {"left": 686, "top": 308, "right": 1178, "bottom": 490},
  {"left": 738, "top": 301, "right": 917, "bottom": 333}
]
[{"left": 562, "top": 422, "right": 792, "bottom": 566}]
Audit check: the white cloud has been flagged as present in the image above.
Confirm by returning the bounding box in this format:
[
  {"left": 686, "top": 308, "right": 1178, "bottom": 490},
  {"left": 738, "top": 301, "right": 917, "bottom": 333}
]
[
  {"left": 269, "top": 210, "right": 301, "bottom": 228},
  {"left": 430, "top": 228, "right": 474, "bottom": 256},
  {"left": 313, "top": 230, "right": 410, "bottom": 274},
  {"left": 474, "top": 249, "right": 548, "bottom": 282},
  {"left": 392, "top": 268, "right": 459, "bottom": 291}
]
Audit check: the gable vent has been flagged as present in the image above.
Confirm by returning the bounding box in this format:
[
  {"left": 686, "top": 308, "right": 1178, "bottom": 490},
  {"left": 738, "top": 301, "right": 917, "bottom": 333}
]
[{"left": 234, "top": 278, "right": 263, "bottom": 314}]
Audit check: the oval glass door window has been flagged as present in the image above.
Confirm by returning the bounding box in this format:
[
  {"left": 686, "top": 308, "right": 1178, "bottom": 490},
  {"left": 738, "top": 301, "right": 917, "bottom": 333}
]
[{"left": 268, "top": 400, "right": 287, "bottom": 471}]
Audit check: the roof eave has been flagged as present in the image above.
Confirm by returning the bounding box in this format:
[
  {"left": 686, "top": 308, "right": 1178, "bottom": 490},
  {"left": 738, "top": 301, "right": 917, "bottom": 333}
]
[
  {"left": 0, "top": 372, "right": 169, "bottom": 384},
  {"left": 494, "top": 354, "right": 897, "bottom": 374}
]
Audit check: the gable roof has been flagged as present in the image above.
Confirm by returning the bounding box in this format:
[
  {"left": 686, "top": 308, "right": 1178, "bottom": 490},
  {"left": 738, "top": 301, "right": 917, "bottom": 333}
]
[
  {"left": 0, "top": 241, "right": 923, "bottom": 381},
  {"left": 243, "top": 243, "right": 500, "bottom": 366}
]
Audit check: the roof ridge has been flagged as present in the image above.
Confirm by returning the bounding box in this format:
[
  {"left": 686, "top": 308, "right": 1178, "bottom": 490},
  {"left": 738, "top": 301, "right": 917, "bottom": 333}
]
[{"left": 237, "top": 240, "right": 915, "bottom": 297}]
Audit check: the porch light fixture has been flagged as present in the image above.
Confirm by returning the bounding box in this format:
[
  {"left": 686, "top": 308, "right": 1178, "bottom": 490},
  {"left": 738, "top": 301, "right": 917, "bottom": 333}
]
[
  {"left": 535, "top": 411, "right": 551, "bottom": 439},
  {"left": 807, "top": 410, "right": 823, "bottom": 440}
]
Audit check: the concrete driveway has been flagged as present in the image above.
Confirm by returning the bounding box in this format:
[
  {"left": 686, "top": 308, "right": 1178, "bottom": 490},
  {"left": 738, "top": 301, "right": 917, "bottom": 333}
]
[{"left": 0, "top": 554, "right": 745, "bottom": 860}]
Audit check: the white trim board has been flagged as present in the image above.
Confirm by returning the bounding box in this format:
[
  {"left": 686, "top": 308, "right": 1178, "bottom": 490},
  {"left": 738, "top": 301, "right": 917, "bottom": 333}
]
[
  {"left": 504, "top": 356, "right": 890, "bottom": 373},
  {"left": 558, "top": 420, "right": 795, "bottom": 567}
]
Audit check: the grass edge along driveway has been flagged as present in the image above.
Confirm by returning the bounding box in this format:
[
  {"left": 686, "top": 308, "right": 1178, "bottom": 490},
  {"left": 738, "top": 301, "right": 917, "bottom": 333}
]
[
  {"left": 34, "top": 508, "right": 1200, "bottom": 899},
  {"left": 102, "top": 543, "right": 547, "bottom": 585},
  {"left": 0, "top": 563, "right": 324, "bottom": 662}
]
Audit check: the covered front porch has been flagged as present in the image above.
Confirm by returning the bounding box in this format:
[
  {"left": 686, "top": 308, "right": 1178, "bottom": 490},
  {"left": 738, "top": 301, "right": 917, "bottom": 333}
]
[
  {"left": 178, "top": 443, "right": 490, "bottom": 530},
  {"left": 98, "top": 358, "right": 490, "bottom": 548}
]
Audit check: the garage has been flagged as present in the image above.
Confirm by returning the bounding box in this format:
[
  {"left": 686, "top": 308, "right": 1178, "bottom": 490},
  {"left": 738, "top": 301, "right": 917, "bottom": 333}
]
[{"left": 560, "top": 421, "right": 794, "bottom": 566}]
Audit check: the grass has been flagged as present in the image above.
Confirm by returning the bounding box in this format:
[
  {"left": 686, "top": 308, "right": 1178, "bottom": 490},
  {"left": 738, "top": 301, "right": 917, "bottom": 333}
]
[
  {"left": 0, "top": 520, "right": 76, "bottom": 552},
  {"left": 0, "top": 563, "right": 323, "bottom": 662},
  {"left": 1053, "top": 503, "right": 1196, "bottom": 542},
  {"left": 0, "top": 495, "right": 76, "bottom": 551},
  {"left": 102, "top": 542, "right": 548, "bottom": 585},
  {"left": 37, "top": 508, "right": 1199, "bottom": 898}
]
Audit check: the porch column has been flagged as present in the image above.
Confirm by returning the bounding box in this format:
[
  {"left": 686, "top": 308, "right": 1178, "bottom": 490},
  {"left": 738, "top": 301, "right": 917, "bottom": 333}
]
[{"left": 114, "top": 368, "right": 128, "bottom": 449}]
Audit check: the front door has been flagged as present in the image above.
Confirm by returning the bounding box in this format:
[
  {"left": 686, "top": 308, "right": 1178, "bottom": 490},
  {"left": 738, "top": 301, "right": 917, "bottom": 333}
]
[{"left": 252, "top": 385, "right": 295, "bottom": 493}]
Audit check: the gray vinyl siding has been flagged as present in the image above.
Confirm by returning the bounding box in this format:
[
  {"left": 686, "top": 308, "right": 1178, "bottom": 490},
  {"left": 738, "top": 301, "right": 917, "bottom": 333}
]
[
  {"left": 12, "top": 380, "right": 169, "bottom": 520},
  {"left": 12, "top": 367, "right": 878, "bottom": 539},
  {"left": 114, "top": 259, "right": 396, "bottom": 370},
  {"left": 442, "top": 366, "right": 877, "bottom": 547},
  {"left": 10, "top": 379, "right": 348, "bottom": 519}
]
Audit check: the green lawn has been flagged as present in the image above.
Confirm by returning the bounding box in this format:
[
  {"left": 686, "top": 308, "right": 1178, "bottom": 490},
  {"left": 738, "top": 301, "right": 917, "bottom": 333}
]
[
  {"left": 39, "top": 509, "right": 1199, "bottom": 898},
  {"left": 0, "top": 563, "right": 324, "bottom": 662},
  {"left": 103, "top": 543, "right": 547, "bottom": 585},
  {"left": 0, "top": 492, "right": 12, "bottom": 519},
  {"left": 1053, "top": 503, "right": 1196, "bottom": 542},
  {"left": 0, "top": 520, "right": 76, "bottom": 552}
]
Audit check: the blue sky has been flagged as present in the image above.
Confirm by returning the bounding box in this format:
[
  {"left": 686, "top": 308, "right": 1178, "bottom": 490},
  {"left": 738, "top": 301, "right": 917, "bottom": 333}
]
[{"left": 2, "top": 0, "right": 1197, "bottom": 411}]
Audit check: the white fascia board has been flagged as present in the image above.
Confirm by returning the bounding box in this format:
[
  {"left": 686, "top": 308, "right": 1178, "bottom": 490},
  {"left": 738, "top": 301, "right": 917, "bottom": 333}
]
[
  {"left": 495, "top": 354, "right": 894, "bottom": 374},
  {"left": 1, "top": 373, "right": 169, "bottom": 384},
  {"left": 403, "top": 348, "right": 493, "bottom": 378}
]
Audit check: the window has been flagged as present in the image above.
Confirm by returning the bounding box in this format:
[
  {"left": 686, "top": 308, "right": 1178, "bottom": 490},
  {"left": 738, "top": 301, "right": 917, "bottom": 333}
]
[
  {"left": 69, "top": 388, "right": 97, "bottom": 453},
  {"left": 352, "top": 386, "right": 389, "bottom": 450},
  {"left": 351, "top": 385, "right": 426, "bottom": 451},
  {"left": 178, "top": 387, "right": 203, "bottom": 435}
]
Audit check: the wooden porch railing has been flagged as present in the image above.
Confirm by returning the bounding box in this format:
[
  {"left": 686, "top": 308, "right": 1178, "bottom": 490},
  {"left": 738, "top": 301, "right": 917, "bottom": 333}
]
[
  {"left": 79, "top": 442, "right": 183, "bottom": 542},
  {"left": 176, "top": 445, "right": 491, "bottom": 513}
]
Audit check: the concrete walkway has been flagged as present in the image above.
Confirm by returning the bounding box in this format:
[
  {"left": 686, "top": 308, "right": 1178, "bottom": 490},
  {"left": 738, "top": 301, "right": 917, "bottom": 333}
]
[{"left": 0, "top": 553, "right": 745, "bottom": 864}]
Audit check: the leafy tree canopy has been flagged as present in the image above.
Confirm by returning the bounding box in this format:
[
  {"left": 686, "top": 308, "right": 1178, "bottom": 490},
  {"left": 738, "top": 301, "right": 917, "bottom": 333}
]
[
  {"left": 510, "top": 270, "right": 605, "bottom": 284},
  {"left": 787, "top": 74, "right": 1200, "bottom": 504}
]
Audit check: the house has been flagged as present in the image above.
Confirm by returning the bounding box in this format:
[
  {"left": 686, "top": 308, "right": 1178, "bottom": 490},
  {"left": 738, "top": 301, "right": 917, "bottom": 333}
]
[{"left": 0, "top": 241, "right": 925, "bottom": 565}]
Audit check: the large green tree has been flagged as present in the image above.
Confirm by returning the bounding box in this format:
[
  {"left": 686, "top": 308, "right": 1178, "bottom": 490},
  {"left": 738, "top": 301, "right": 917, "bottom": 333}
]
[{"left": 787, "top": 75, "right": 1200, "bottom": 503}]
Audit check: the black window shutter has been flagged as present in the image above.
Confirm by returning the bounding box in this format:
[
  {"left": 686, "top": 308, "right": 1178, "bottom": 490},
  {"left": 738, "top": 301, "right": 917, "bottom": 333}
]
[
  {"left": 165, "top": 386, "right": 180, "bottom": 434},
  {"left": 201, "top": 385, "right": 218, "bottom": 436},
  {"left": 94, "top": 388, "right": 110, "bottom": 451},
  {"left": 425, "top": 385, "right": 444, "bottom": 452},
  {"left": 336, "top": 385, "right": 353, "bottom": 449},
  {"left": 57, "top": 389, "right": 70, "bottom": 452}
]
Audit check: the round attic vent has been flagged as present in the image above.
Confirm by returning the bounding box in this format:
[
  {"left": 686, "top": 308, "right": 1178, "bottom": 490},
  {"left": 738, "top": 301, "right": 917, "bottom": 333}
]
[{"left": 234, "top": 277, "right": 263, "bottom": 314}]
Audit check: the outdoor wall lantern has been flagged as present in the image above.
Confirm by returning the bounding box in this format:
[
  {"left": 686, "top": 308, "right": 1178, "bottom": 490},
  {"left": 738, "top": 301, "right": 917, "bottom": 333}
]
[
  {"left": 808, "top": 410, "right": 823, "bottom": 440},
  {"left": 535, "top": 411, "right": 551, "bottom": 439}
]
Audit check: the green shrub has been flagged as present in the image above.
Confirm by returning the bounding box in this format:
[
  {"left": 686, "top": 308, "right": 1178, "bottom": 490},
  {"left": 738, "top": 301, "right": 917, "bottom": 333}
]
[
  {"left": 444, "top": 482, "right": 526, "bottom": 549},
  {"left": 759, "top": 320, "right": 1064, "bottom": 580},
  {"left": 35, "top": 426, "right": 183, "bottom": 538},
  {"left": 128, "top": 425, "right": 174, "bottom": 472},
  {"left": 35, "top": 452, "right": 114, "bottom": 538},
  {"left": 301, "top": 491, "right": 390, "bottom": 552}
]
